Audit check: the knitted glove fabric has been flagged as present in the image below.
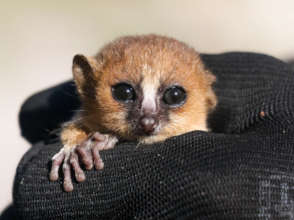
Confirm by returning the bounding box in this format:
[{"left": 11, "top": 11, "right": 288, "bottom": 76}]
[{"left": 14, "top": 52, "right": 294, "bottom": 219}]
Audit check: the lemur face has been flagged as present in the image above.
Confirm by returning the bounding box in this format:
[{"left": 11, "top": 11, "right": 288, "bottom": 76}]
[
  {"left": 111, "top": 76, "right": 187, "bottom": 138},
  {"left": 73, "top": 35, "right": 217, "bottom": 143}
]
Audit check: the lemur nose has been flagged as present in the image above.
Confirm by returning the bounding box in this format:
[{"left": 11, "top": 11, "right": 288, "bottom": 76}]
[{"left": 140, "top": 117, "right": 156, "bottom": 134}]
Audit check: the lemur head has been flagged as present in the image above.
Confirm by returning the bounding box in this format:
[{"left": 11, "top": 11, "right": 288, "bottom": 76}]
[{"left": 72, "top": 34, "right": 217, "bottom": 143}]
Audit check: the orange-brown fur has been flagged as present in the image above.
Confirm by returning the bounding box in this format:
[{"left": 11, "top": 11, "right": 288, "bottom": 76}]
[
  {"left": 65, "top": 34, "right": 217, "bottom": 145},
  {"left": 61, "top": 123, "right": 88, "bottom": 146}
]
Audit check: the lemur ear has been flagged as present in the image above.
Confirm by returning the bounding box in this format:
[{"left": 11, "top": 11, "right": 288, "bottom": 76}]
[{"left": 72, "top": 54, "right": 98, "bottom": 98}]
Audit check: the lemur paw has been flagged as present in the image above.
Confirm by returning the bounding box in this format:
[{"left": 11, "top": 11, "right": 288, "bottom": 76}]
[{"left": 49, "top": 132, "right": 118, "bottom": 192}]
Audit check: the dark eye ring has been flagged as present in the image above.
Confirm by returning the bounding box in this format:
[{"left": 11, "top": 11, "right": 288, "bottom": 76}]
[
  {"left": 162, "top": 85, "right": 187, "bottom": 107},
  {"left": 111, "top": 83, "right": 136, "bottom": 103}
]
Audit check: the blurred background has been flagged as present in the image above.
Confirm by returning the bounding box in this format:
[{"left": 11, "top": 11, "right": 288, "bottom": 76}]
[{"left": 1, "top": 0, "right": 294, "bottom": 213}]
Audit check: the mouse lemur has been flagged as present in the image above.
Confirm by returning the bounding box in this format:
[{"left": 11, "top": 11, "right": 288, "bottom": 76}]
[{"left": 49, "top": 34, "right": 217, "bottom": 192}]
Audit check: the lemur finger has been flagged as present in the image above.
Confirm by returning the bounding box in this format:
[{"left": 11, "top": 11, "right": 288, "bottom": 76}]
[
  {"left": 70, "top": 151, "right": 86, "bottom": 182},
  {"left": 50, "top": 149, "right": 65, "bottom": 181},
  {"left": 94, "top": 133, "right": 117, "bottom": 151},
  {"left": 77, "top": 141, "right": 93, "bottom": 170},
  {"left": 63, "top": 154, "right": 74, "bottom": 192},
  {"left": 92, "top": 132, "right": 106, "bottom": 142},
  {"left": 105, "top": 136, "right": 118, "bottom": 150},
  {"left": 92, "top": 144, "right": 104, "bottom": 170}
]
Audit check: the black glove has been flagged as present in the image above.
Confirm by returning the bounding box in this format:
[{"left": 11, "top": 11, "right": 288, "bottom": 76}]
[{"left": 14, "top": 52, "right": 294, "bottom": 219}]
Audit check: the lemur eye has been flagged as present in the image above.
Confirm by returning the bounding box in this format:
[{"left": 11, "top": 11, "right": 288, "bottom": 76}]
[
  {"left": 163, "top": 86, "right": 186, "bottom": 107},
  {"left": 112, "top": 83, "right": 136, "bottom": 103}
]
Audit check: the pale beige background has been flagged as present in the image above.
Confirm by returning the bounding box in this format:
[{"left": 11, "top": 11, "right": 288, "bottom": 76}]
[{"left": 1, "top": 0, "right": 294, "bottom": 212}]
